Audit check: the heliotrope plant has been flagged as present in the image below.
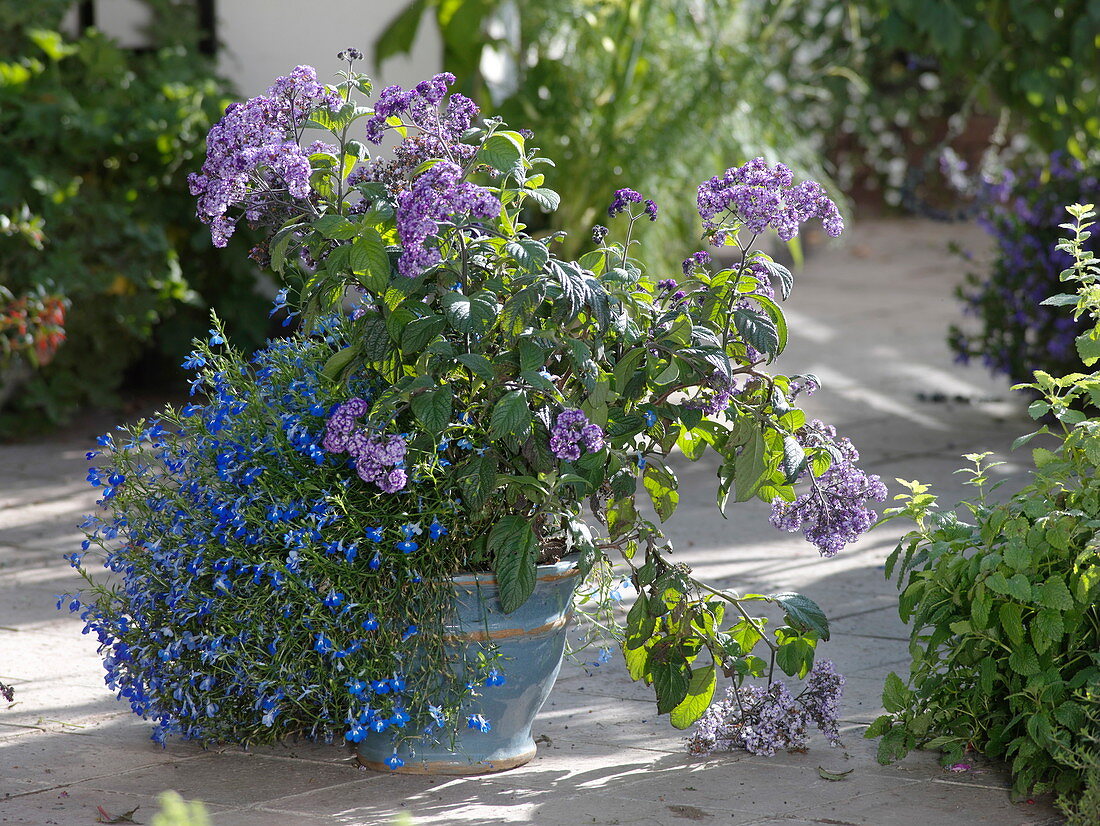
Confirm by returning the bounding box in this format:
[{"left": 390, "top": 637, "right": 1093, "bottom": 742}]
[{"left": 68, "top": 54, "right": 885, "bottom": 761}]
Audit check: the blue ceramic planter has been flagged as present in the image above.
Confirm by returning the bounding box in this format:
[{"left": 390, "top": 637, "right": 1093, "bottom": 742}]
[{"left": 356, "top": 556, "right": 580, "bottom": 774}]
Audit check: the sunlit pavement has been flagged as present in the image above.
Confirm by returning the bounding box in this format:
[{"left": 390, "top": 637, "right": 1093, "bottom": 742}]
[{"left": 0, "top": 219, "right": 1065, "bottom": 825}]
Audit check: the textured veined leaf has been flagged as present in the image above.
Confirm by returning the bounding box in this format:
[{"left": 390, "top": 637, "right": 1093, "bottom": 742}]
[
  {"left": 669, "top": 665, "right": 717, "bottom": 729},
  {"left": 490, "top": 516, "right": 538, "bottom": 613}
]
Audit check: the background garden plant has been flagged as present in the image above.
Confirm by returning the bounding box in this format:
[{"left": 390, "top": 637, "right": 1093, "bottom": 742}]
[
  {"left": 0, "top": 1, "right": 265, "bottom": 435},
  {"left": 68, "top": 56, "right": 887, "bottom": 764},
  {"left": 950, "top": 154, "right": 1099, "bottom": 382},
  {"left": 870, "top": 204, "right": 1100, "bottom": 798}
]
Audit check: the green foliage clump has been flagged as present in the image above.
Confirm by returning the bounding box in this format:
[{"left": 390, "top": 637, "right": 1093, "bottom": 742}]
[
  {"left": 1056, "top": 687, "right": 1100, "bottom": 825},
  {"left": 0, "top": 5, "right": 265, "bottom": 435},
  {"left": 869, "top": 205, "right": 1100, "bottom": 796},
  {"left": 867, "top": 0, "right": 1100, "bottom": 159}
]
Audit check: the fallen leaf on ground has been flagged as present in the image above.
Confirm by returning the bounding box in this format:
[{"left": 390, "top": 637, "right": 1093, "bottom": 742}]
[
  {"left": 96, "top": 804, "right": 141, "bottom": 823},
  {"left": 817, "top": 766, "right": 854, "bottom": 781}
]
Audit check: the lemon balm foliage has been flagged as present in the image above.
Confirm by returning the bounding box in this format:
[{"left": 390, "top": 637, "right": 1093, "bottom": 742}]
[
  {"left": 872, "top": 206, "right": 1100, "bottom": 796},
  {"left": 69, "top": 55, "right": 883, "bottom": 758}
]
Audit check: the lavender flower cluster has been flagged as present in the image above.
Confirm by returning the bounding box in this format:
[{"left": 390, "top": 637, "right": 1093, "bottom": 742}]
[
  {"left": 394, "top": 160, "right": 500, "bottom": 278},
  {"left": 687, "top": 661, "right": 845, "bottom": 757},
  {"left": 608, "top": 188, "right": 658, "bottom": 221},
  {"left": 322, "top": 399, "right": 409, "bottom": 493},
  {"left": 549, "top": 409, "right": 605, "bottom": 461},
  {"left": 188, "top": 66, "right": 340, "bottom": 247},
  {"left": 770, "top": 421, "right": 888, "bottom": 557},
  {"left": 364, "top": 72, "right": 478, "bottom": 157},
  {"left": 697, "top": 158, "right": 843, "bottom": 242}
]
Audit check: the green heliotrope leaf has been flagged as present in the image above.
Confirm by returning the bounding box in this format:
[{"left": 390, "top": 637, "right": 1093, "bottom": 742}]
[
  {"left": 456, "top": 353, "right": 495, "bottom": 381},
  {"left": 734, "top": 428, "right": 767, "bottom": 502},
  {"left": 643, "top": 463, "right": 679, "bottom": 522},
  {"left": 775, "top": 635, "right": 815, "bottom": 678},
  {"left": 410, "top": 386, "right": 451, "bottom": 435},
  {"left": 443, "top": 291, "right": 496, "bottom": 336},
  {"left": 733, "top": 307, "right": 780, "bottom": 359},
  {"left": 490, "top": 390, "right": 532, "bottom": 440},
  {"left": 350, "top": 229, "right": 390, "bottom": 292},
  {"left": 321, "top": 345, "right": 357, "bottom": 382},
  {"left": 505, "top": 238, "right": 550, "bottom": 273},
  {"left": 490, "top": 515, "right": 538, "bottom": 614},
  {"left": 312, "top": 213, "right": 359, "bottom": 239},
  {"left": 479, "top": 132, "right": 525, "bottom": 175},
  {"left": 359, "top": 316, "right": 391, "bottom": 362},
  {"left": 649, "top": 652, "right": 691, "bottom": 715},
  {"left": 456, "top": 453, "right": 497, "bottom": 511},
  {"left": 669, "top": 664, "right": 717, "bottom": 729}
]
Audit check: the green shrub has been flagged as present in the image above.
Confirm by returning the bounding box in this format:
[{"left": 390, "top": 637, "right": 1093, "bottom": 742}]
[
  {"left": 0, "top": 6, "right": 265, "bottom": 435},
  {"left": 869, "top": 204, "right": 1100, "bottom": 796},
  {"left": 1056, "top": 687, "right": 1100, "bottom": 825}
]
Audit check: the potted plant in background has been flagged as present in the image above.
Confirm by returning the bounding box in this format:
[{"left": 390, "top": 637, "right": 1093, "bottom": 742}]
[{"left": 68, "top": 53, "right": 886, "bottom": 774}]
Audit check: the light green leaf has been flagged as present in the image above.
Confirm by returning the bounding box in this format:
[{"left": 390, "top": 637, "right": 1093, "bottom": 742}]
[
  {"left": 643, "top": 463, "right": 679, "bottom": 522},
  {"left": 882, "top": 672, "right": 911, "bottom": 713},
  {"left": 313, "top": 214, "right": 358, "bottom": 239},
  {"left": 350, "top": 228, "right": 391, "bottom": 292},
  {"left": 1039, "top": 576, "right": 1074, "bottom": 610},
  {"left": 734, "top": 428, "right": 767, "bottom": 502},
  {"left": 479, "top": 132, "right": 524, "bottom": 175},
  {"left": 669, "top": 665, "right": 717, "bottom": 729}
]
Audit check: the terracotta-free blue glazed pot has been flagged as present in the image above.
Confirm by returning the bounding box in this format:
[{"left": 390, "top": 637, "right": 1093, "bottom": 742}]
[{"left": 356, "top": 556, "right": 580, "bottom": 774}]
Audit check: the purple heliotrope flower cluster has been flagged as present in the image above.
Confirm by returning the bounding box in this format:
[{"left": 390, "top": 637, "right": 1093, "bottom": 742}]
[
  {"left": 608, "top": 188, "right": 658, "bottom": 221},
  {"left": 770, "top": 421, "right": 888, "bottom": 557},
  {"left": 188, "top": 66, "right": 340, "bottom": 246},
  {"left": 322, "top": 399, "right": 408, "bottom": 492},
  {"left": 681, "top": 250, "right": 711, "bottom": 275},
  {"left": 364, "top": 72, "right": 478, "bottom": 155},
  {"left": 549, "top": 409, "right": 605, "bottom": 461},
  {"left": 697, "top": 158, "right": 843, "bottom": 242},
  {"left": 687, "top": 661, "right": 844, "bottom": 757},
  {"left": 394, "top": 160, "right": 500, "bottom": 278}
]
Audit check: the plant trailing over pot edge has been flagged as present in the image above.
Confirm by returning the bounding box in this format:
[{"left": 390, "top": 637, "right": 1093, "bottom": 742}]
[{"left": 66, "top": 54, "right": 886, "bottom": 766}]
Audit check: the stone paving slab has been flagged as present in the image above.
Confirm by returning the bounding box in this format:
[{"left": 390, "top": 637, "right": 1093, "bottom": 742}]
[{"left": 0, "top": 219, "right": 1066, "bottom": 825}]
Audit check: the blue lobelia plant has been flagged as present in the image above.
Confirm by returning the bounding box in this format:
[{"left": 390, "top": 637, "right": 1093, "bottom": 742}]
[{"left": 67, "top": 53, "right": 885, "bottom": 763}]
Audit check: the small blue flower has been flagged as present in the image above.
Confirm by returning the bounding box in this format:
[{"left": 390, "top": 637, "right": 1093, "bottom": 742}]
[
  {"left": 323, "top": 589, "right": 344, "bottom": 610},
  {"left": 643, "top": 409, "right": 657, "bottom": 427},
  {"left": 396, "top": 540, "right": 418, "bottom": 554},
  {"left": 361, "top": 613, "right": 379, "bottom": 631},
  {"left": 385, "top": 752, "right": 404, "bottom": 770},
  {"left": 486, "top": 668, "right": 506, "bottom": 687},
  {"left": 428, "top": 518, "right": 448, "bottom": 540},
  {"left": 466, "top": 714, "right": 491, "bottom": 733},
  {"left": 365, "top": 526, "right": 384, "bottom": 543},
  {"left": 401, "top": 624, "right": 418, "bottom": 641},
  {"left": 209, "top": 328, "right": 225, "bottom": 345}
]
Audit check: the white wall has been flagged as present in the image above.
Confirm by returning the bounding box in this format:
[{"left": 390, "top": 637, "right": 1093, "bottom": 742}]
[
  {"left": 75, "top": 0, "right": 442, "bottom": 97},
  {"left": 216, "top": 1, "right": 442, "bottom": 97}
]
